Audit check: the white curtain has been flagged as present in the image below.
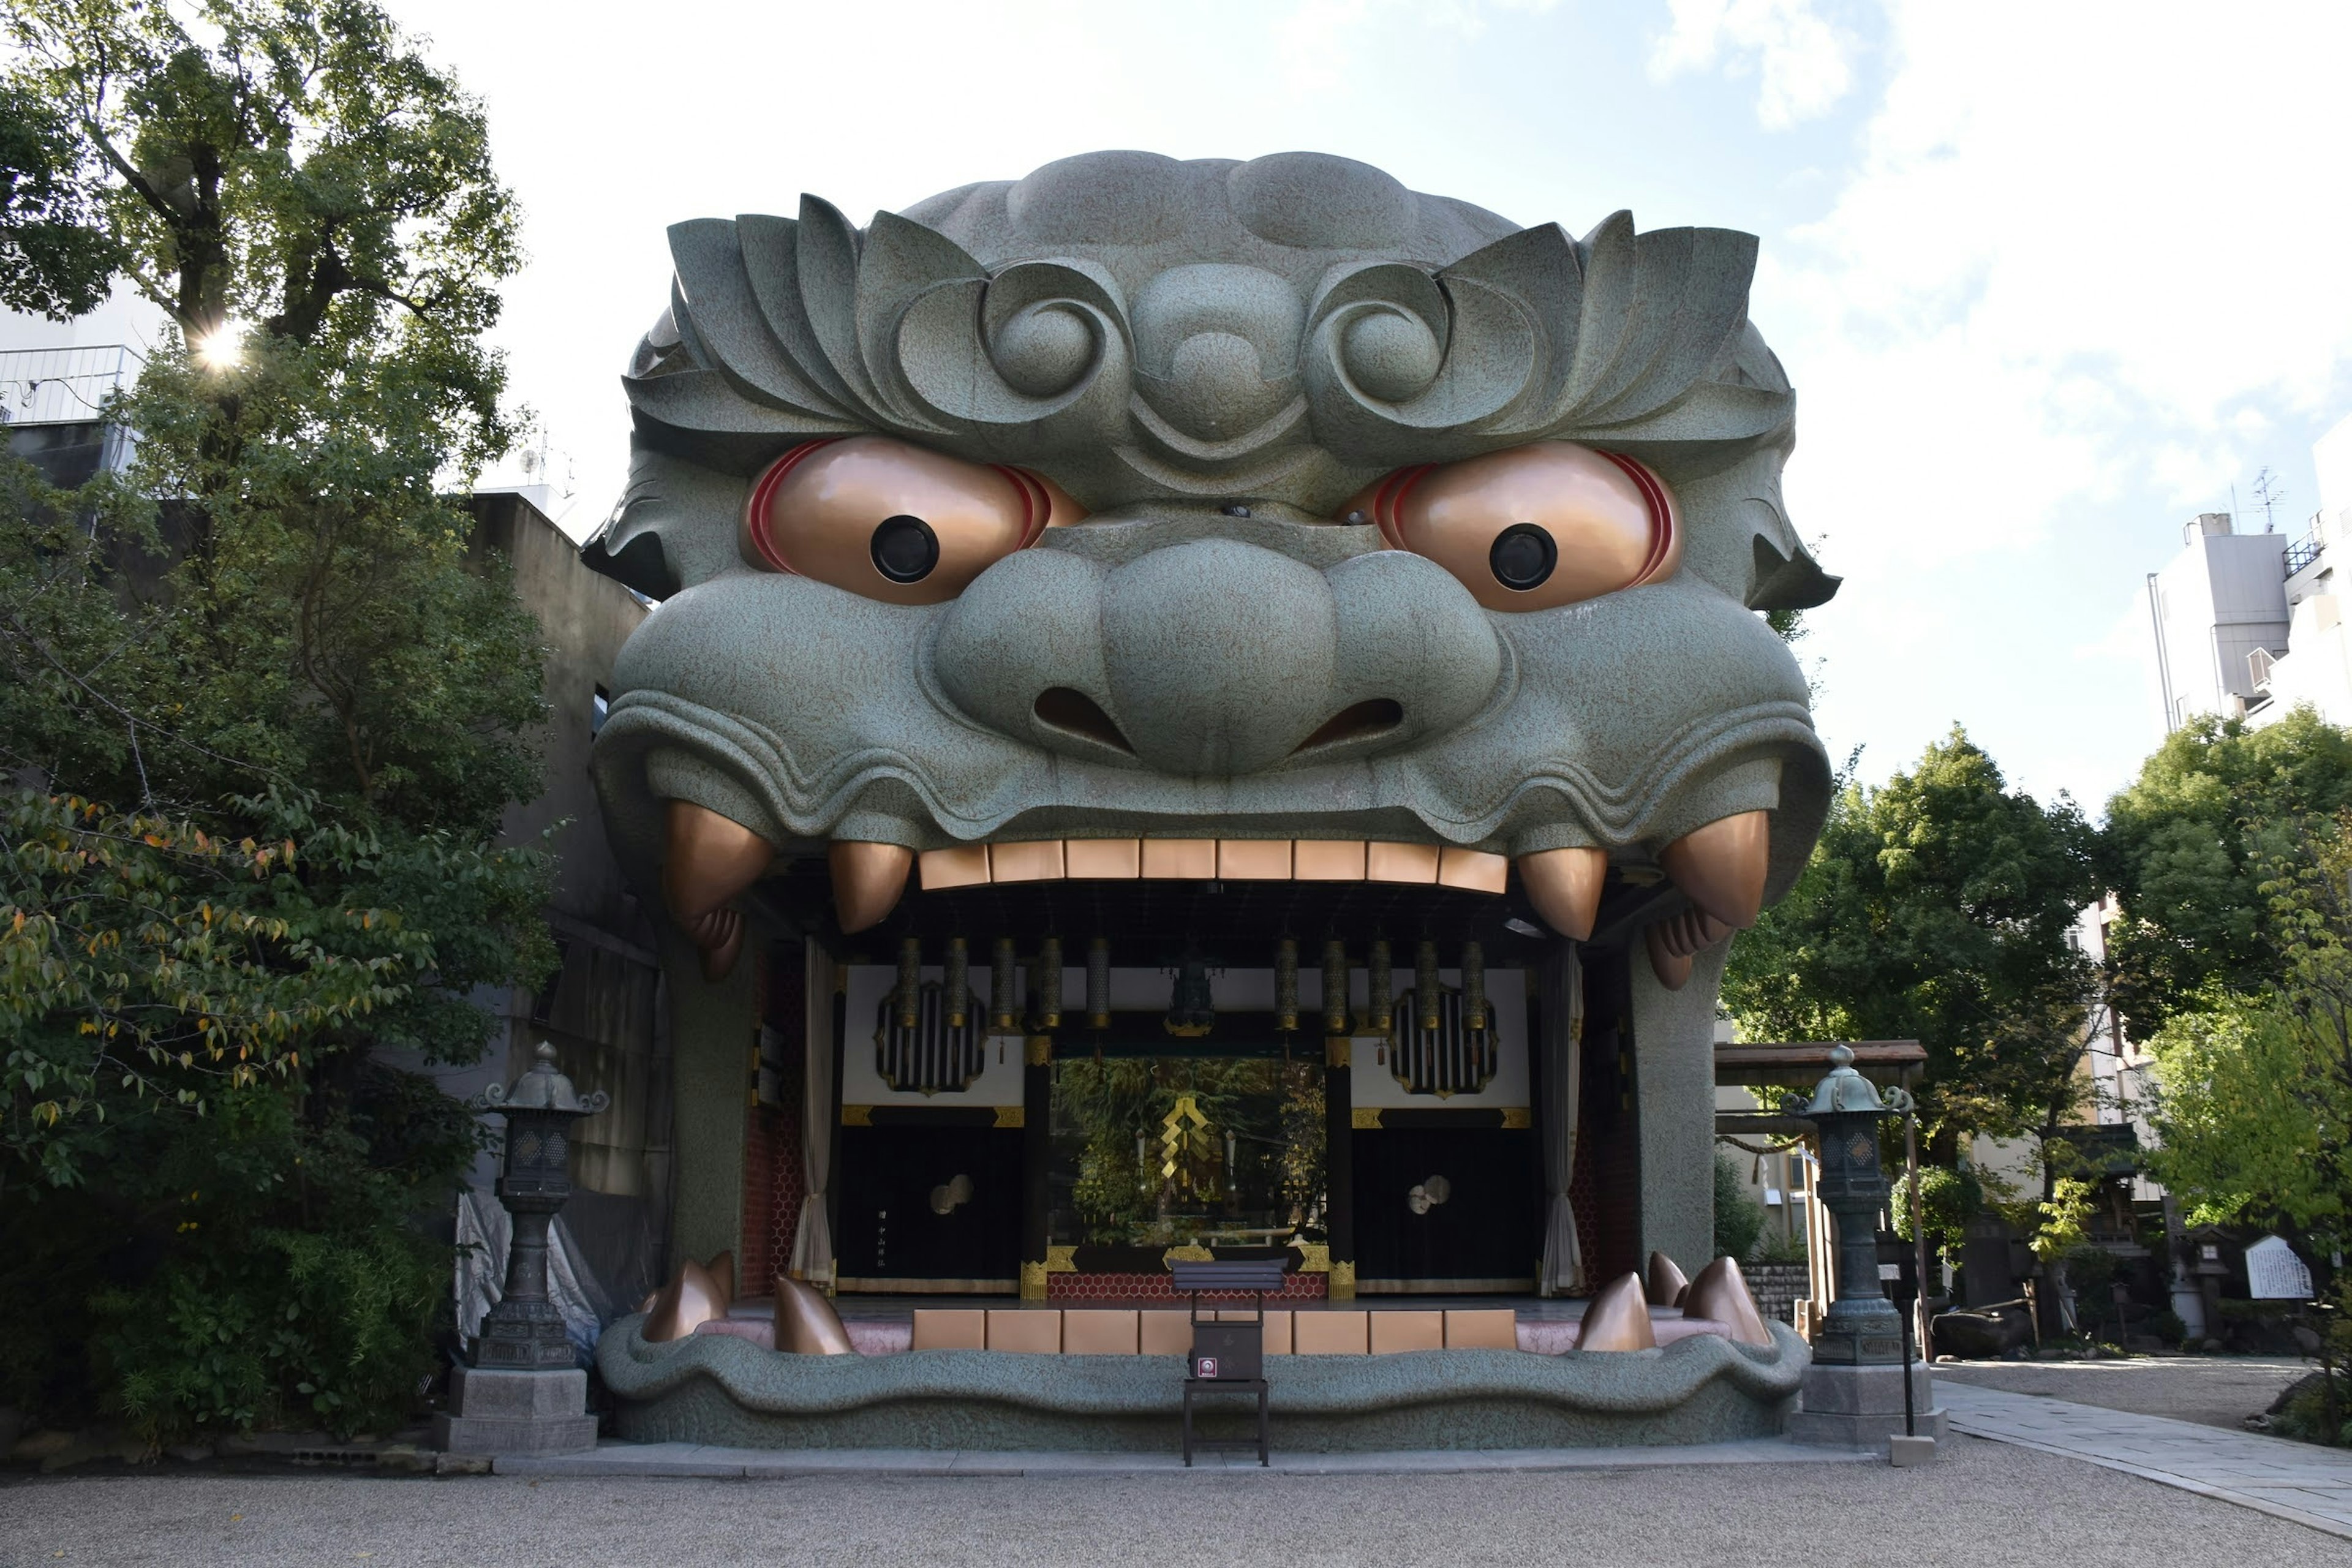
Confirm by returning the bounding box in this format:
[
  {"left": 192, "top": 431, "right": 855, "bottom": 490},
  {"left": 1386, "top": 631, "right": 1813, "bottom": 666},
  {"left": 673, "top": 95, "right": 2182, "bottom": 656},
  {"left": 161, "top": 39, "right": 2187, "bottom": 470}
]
[
  {"left": 454, "top": 1188, "right": 605, "bottom": 1360},
  {"left": 788, "top": 942, "right": 837, "bottom": 1287},
  {"left": 1538, "top": 948, "right": 1586, "bottom": 1297}
]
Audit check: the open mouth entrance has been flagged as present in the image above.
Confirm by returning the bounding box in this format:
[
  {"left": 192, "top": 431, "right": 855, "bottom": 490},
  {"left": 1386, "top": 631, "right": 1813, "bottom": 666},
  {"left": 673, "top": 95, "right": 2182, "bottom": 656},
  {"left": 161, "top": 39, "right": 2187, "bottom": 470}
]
[{"left": 775, "top": 872, "right": 1575, "bottom": 1299}]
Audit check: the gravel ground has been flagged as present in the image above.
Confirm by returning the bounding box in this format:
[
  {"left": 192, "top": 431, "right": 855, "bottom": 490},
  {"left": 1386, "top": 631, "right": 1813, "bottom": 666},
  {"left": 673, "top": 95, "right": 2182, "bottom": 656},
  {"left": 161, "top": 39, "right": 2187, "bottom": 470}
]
[
  {"left": 1936, "top": 1355, "right": 2312, "bottom": 1430},
  {"left": 5, "top": 1434, "right": 2349, "bottom": 1567}
]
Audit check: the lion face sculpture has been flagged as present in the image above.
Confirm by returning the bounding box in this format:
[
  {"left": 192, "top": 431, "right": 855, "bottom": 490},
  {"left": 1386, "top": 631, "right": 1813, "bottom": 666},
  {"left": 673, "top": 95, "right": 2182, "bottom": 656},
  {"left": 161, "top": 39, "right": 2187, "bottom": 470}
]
[{"left": 586, "top": 151, "right": 1836, "bottom": 984}]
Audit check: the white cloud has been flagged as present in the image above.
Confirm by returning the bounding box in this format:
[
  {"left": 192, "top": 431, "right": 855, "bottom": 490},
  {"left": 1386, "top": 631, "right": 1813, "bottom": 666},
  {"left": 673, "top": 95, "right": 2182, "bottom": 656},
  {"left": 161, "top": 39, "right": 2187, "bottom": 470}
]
[
  {"left": 1762, "top": 1, "right": 2352, "bottom": 578},
  {"left": 1649, "top": 0, "right": 1858, "bottom": 129},
  {"left": 1749, "top": 0, "right": 2352, "bottom": 806}
]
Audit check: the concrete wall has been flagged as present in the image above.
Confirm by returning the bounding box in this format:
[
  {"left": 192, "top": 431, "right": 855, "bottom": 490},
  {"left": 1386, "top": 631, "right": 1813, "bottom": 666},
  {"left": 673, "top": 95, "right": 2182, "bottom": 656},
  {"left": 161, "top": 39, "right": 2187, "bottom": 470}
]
[
  {"left": 662, "top": 927, "right": 758, "bottom": 1270},
  {"left": 462, "top": 494, "right": 673, "bottom": 1305},
  {"left": 1630, "top": 943, "right": 1727, "bottom": 1271}
]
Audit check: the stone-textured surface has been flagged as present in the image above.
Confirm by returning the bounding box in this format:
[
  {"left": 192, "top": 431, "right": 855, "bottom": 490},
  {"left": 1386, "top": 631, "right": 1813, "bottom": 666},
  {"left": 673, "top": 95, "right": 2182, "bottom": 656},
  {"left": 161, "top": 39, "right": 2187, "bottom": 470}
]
[
  {"left": 14, "top": 1431, "right": 2352, "bottom": 1566},
  {"left": 663, "top": 924, "right": 753, "bottom": 1269},
  {"left": 432, "top": 1367, "right": 597, "bottom": 1457},
  {"left": 1937, "top": 1354, "right": 2309, "bottom": 1433},
  {"left": 586, "top": 151, "right": 1842, "bottom": 1392},
  {"left": 595, "top": 1314, "right": 1809, "bottom": 1450},
  {"left": 433, "top": 1412, "right": 598, "bottom": 1457},
  {"left": 1789, "top": 1361, "right": 1948, "bottom": 1446},
  {"left": 586, "top": 148, "right": 1834, "bottom": 897},
  {"left": 1944, "top": 1381, "right": 2352, "bottom": 1542},
  {"left": 1630, "top": 943, "right": 1725, "bottom": 1272},
  {"left": 445, "top": 1367, "right": 590, "bottom": 1420}
]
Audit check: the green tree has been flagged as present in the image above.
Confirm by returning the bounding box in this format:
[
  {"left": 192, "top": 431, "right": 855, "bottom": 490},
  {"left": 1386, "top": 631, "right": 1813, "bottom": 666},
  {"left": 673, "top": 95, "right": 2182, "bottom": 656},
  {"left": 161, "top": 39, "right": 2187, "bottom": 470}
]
[
  {"left": 1724, "top": 728, "right": 2105, "bottom": 1169},
  {"left": 2105, "top": 707, "right": 2352, "bottom": 1036},
  {"left": 0, "top": 74, "right": 118, "bottom": 317},
  {"left": 0, "top": 0, "right": 554, "bottom": 1441},
  {"left": 2144, "top": 990, "right": 2344, "bottom": 1246}
]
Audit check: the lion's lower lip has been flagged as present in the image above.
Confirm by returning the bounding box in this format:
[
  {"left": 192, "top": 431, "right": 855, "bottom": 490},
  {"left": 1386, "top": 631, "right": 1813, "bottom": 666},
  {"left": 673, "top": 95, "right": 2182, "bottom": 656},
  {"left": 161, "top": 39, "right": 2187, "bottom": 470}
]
[{"left": 914, "top": 837, "right": 1509, "bottom": 895}]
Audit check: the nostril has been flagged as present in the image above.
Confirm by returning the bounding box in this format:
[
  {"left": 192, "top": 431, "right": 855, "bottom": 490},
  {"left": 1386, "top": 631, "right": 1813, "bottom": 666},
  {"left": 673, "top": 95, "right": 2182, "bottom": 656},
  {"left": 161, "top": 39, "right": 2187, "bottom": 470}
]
[
  {"left": 1295, "top": 698, "right": 1404, "bottom": 753},
  {"left": 1033, "top": 687, "right": 1136, "bottom": 755}
]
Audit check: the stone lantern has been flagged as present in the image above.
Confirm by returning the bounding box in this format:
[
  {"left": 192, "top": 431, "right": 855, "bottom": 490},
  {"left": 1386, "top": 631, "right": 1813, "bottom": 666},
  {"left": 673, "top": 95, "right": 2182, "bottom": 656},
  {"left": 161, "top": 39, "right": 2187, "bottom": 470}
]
[
  {"left": 474, "top": 1042, "right": 609, "bottom": 1369},
  {"left": 434, "top": 1041, "right": 608, "bottom": 1457},
  {"left": 1785, "top": 1045, "right": 1948, "bottom": 1449},
  {"left": 1795, "top": 1044, "right": 1910, "bottom": 1367}
]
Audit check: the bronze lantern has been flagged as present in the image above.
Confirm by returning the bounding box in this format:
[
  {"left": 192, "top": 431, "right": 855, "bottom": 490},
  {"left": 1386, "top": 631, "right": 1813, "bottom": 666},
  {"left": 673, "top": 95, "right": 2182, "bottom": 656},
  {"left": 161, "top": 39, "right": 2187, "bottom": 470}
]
[
  {"left": 1789, "top": 1044, "right": 1913, "bottom": 1366},
  {"left": 472, "top": 1041, "right": 609, "bottom": 1370}
]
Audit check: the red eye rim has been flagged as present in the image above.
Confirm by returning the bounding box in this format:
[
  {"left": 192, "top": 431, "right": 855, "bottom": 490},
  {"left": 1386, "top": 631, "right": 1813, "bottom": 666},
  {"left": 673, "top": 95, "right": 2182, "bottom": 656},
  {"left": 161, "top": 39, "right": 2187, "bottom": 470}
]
[
  {"left": 743, "top": 439, "right": 1055, "bottom": 578},
  {"left": 1594, "top": 449, "right": 1677, "bottom": 589}
]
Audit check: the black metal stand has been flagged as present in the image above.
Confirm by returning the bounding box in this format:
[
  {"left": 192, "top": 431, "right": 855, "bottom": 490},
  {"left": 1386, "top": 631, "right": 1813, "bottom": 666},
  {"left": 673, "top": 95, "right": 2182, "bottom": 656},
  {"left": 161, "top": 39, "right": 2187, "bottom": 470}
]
[{"left": 1181, "top": 1378, "right": 1270, "bottom": 1467}]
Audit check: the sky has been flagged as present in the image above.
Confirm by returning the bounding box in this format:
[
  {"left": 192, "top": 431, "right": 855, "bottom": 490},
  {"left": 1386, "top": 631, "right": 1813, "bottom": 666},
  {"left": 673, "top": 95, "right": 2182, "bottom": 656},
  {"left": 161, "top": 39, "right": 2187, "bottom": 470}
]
[{"left": 12, "top": 0, "right": 2352, "bottom": 818}]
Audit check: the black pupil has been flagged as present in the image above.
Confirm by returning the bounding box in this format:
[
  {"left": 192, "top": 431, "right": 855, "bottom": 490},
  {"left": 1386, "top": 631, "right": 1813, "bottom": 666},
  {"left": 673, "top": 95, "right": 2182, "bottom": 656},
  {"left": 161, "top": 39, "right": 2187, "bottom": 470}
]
[
  {"left": 870, "top": 514, "right": 939, "bottom": 582},
  {"left": 1489, "top": 523, "right": 1556, "bottom": 590}
]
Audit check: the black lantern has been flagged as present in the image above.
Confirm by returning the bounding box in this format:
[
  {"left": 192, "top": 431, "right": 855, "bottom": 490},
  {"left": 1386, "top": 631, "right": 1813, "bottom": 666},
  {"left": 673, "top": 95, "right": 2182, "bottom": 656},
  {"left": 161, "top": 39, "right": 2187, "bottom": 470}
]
[
  {"left": 1788, "top": 1045, "right": 1913, "bottom": 1366},
  {"left": 472, "top": 1042, "right": 608, "bottom": 1370}
]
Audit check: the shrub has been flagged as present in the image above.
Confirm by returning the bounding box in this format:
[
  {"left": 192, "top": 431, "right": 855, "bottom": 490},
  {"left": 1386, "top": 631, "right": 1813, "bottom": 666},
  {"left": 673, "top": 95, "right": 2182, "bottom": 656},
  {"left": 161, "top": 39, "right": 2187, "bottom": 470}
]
[
  {"left": 1714, "top": 1150, "right": 1766, "bottom": 1263},
  {"left": 1891, "top": 1165, "right": 1983, "bottom": 1272}
]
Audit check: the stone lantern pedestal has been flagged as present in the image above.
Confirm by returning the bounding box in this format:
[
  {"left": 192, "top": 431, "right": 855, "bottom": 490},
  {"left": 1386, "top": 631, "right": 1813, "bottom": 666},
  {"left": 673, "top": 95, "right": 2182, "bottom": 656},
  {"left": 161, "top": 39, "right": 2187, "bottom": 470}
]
[
  {"left": 434, "top": 1042, "right": 607, "bottom": 1457},
  {"left": 1783, "top": 1047, "right": 1948, "bottom": 1447}
]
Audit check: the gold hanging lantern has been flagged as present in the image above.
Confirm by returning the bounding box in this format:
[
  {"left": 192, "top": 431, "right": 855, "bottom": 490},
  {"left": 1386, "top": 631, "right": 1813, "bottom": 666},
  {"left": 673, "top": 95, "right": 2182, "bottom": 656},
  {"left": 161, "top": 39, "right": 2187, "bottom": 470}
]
[
  {"left": 1463, "top": 940, "right": 1487, "bottom": 1033},
  {"left": 1322, "top": 939, "right": 1349, "bottom": 1036},
  {"left": 1274, "top": 938, "right": 1299, "bottom": 1032},
  {"left": 944, "top": 937, "right": 969, "bottom": 1028},
  {"left": 1366, "top": 939, "right": 1392, "bottom": 1032},
  {"left": 1031, "top": 937, "right": 1062, "bottom": 1030},
  {"left": 896, "top": 937, "right": 922, "bottom": 1030},
  {"left": 1416, "top": 940, "right": 1441, "bottom": 1032},
  {"left": 1087, "top": 937, "right": 1111, "bottom": 1030},
  {"left": 990, "top": 937, "right": 1017, "bottom": 1032}
]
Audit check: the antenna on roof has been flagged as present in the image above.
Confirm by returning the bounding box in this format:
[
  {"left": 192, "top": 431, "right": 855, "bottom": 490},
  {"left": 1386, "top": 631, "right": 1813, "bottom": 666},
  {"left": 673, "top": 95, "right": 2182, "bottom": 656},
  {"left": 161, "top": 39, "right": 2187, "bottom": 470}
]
[{"left": 2253, "top": 466, "right": 2288, "bottom": 534}]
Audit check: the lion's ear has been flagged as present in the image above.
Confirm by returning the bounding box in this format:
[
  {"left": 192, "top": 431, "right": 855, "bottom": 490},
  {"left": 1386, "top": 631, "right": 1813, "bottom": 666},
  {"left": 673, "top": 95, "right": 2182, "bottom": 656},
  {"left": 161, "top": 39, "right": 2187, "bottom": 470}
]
[{"left": 581, "top": 437, "right": 750, "bottom": 600}]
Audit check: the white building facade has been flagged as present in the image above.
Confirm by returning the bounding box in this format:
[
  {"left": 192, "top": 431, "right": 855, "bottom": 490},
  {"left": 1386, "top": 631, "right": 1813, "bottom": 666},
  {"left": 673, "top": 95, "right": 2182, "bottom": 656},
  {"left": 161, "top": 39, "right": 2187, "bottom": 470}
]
[{"left": 2147, "top": 413, "right": 2352, "bottom": 732}]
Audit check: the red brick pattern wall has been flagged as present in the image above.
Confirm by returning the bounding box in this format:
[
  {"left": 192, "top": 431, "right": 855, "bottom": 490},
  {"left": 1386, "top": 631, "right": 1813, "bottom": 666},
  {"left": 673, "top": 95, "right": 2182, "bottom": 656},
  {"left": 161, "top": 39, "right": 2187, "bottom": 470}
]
[{"left": 1046, "top": 1272, "right": 1329, "bottom": 1303}]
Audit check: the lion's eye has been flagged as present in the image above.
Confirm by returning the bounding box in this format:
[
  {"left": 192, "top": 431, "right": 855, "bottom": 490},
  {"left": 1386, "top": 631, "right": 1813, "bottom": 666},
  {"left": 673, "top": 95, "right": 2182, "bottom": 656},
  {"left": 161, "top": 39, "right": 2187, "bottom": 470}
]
[
  {"left": 742, "top": 435, "right": 1080, "bottom": 605},
  {"left": 1345, "top": 440, "right": 1679, "bottom": 612}
]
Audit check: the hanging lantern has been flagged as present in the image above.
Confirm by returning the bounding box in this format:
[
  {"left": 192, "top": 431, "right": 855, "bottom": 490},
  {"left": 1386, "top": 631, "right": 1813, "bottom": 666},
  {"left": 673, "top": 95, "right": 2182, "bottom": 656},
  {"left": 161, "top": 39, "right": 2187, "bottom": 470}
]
[
  {"left": 1463, "top": 941, "right": 1487, "bottom": 1033},
  {"left": 1031, "top": 937, "right": 1063, "bottom": 1030},
  {"left": 896, "top": 937, "right": 921, "bottom": 1030},
  {"left": 991, "top": 938, "right": 1018, "bottom": 1032},
  {"left": 1415, "top": 941, "right": 1441, "bottom": 1031},
  {"left": 1367, "top": 939, "right": 1392, "bottom": 1032},
  {"left": 1165, "top": 951, "right": 1215, "bottom": 1038},
  {"left": 943, "top": 937, "right": 969, "bottom": 1028},
  {"left": 1322, "top": 939, "right": 1350, "bottom": 1037},
  {"left": 1087, "top": 937, "right": 1111, "bottom": 1030},
  {"left": 1274, "top": 938, "right": 1299, "bottom": 1032}
]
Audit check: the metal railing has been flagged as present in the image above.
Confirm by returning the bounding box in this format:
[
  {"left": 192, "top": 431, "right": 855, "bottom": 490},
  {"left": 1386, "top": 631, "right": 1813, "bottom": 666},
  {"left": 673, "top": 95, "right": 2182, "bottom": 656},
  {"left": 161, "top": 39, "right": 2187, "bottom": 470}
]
[{"left": 0, "top": 343, "right": 142, "bottom": 427}]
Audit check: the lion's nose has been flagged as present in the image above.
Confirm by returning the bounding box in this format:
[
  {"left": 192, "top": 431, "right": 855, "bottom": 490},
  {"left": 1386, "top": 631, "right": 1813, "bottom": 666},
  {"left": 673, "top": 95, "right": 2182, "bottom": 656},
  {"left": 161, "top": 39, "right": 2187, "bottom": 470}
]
[
  {"left": 931, "top": 537, "right": 1501, "bottom": 776},
  {"left": 1100, "top": 539, "right": 1336, "bottom": 775}
]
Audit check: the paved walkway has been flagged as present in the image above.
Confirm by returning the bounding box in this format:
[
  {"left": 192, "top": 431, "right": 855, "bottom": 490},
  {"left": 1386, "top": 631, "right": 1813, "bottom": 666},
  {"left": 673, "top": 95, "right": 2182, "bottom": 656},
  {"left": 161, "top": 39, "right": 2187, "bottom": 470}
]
[
  {"left": 1942, "top": 1381, "right": 2352, "bottom": 1540},
  {"left": 1937, "top": 1354, "right": 2307, "bottom": 1430},
  {"left": 492, "top": 1435, "right": 1878, "bottom": 1477}
]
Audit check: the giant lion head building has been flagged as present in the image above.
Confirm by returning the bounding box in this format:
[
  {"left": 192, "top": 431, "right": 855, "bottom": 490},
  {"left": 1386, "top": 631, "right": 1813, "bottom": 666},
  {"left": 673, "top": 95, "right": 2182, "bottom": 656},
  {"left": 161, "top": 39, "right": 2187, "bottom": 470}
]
[{"left": 583, "top": 151, "right": 1836, "bottom": 1392}]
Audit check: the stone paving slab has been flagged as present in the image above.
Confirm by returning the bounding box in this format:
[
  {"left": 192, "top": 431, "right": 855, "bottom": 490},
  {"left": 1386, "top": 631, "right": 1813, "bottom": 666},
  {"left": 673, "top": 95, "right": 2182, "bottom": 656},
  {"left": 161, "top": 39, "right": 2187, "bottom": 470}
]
[
  {"left": 1942, "top": 1382, "right": 2352, "bottom": 1540},
  {"left": 490, "top": 1436, "right": 1880, "bottom": 1479}
]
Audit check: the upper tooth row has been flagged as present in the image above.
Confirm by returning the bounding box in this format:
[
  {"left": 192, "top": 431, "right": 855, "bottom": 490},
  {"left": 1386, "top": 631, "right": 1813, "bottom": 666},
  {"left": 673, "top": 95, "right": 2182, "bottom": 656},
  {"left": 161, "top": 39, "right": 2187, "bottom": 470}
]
[{"left": 918, "top": 838, "right": 1510, "bottom": 894}]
